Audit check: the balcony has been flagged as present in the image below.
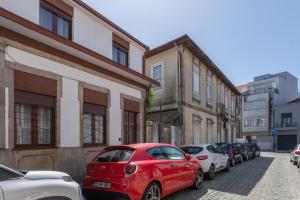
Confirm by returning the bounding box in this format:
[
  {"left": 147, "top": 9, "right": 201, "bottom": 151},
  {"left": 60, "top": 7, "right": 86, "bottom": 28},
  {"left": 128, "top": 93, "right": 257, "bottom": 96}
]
[
  {"left": 217, "top": 103, "right": 227, "bottom": 117},
  {"left": 275, "top": 122, "right": 298, "bottom": 131}
]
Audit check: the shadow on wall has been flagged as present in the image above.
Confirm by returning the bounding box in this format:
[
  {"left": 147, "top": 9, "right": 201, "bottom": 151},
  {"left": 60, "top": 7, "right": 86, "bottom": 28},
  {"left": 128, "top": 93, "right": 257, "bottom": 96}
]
[{"left": 165, "top": 156, "right": 274, "bottom": 199}]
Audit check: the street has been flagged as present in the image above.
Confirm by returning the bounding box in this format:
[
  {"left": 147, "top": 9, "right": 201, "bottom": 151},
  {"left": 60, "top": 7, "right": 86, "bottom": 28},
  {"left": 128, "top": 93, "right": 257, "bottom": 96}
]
[{"left": 165, "top": 152, "right": 300, "bottom": 200}]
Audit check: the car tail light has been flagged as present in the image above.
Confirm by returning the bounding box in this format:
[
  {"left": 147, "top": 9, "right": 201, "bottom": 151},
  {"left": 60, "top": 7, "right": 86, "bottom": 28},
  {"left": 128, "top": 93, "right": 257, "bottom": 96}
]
[
  {"left": 295, "top": 151, "right": 300, "bottom": 155},
  {"left": 124, "top": 163, "right": 138, "bottom": 176},
  {"left": 197, "top": 155, "right": 208, "bottom": 160}
]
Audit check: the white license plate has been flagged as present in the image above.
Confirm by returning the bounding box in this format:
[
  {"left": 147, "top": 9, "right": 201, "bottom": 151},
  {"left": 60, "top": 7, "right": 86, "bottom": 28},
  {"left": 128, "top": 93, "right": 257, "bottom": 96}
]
[{"left": 92, "top": 181, "right": 111, "bottom": 189}]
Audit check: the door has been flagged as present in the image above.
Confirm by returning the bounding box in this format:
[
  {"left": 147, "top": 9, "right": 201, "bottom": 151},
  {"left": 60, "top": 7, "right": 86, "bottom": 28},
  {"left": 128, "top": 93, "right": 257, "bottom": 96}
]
[
  {"left": 207, "top": 145, "right": 220, "bottom": 170},
  {"left": 193, "top": 118, "right": 201, "bottom": 145},
  {"left": 277, "top": 135, "right": 297, "bottom": 151},
  {"left": 123, "top": 111, "right": 137, "bottom": 144}
]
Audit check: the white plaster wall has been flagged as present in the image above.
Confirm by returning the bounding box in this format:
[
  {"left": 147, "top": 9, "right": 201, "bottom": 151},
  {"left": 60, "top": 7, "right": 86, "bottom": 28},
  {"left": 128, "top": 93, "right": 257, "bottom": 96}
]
[
  {"left": 1, "top": 0, "right": 39, "bottom": 24},
  {"left": 73, "top": 6, "right": 113, "bottom": 59},
  {"left": 5, "top": 46, "right": 142, "bottom": 146},
  {"left": 129, "top": 43, "right": 144, "bottom": 73},
  {"left": 60, "top": 77, "right": 80, "bottom": 147}
]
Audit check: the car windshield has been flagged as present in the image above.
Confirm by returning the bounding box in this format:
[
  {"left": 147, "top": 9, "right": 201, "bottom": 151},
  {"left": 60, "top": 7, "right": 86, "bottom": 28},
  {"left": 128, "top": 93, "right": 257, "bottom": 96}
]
[
  {"left": 181, "top": 146, "right": 203, "bottom": 155},
  {"left": 96, "top": 148, "right": 134, "bottom": 162},
  {"left": 0, "top": 165, "right": 24, "bottom": 181}
]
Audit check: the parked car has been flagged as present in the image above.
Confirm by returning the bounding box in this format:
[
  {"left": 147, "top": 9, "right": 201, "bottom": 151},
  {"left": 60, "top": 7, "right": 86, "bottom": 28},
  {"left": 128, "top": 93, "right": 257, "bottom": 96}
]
[
  {"left": 181, "top": 144, "right": 230, "bottom": 180},
  {"left": 233, "top": 143, "right": 255, "bottom": 161},
  {"left": 216, "top": 143, "right": 243, "bottom": 166},
  {"left": 83, "top": 143, "right": 203, "bottom": 200},
  {"left": 0, "top": 164, "right": 83, "bottom": 200},
  {"left": 290, "top": 144, "right": 300, "bottom": 165},
  {"left": 249, "top": 143, "right": 260, "bottom": 157}
]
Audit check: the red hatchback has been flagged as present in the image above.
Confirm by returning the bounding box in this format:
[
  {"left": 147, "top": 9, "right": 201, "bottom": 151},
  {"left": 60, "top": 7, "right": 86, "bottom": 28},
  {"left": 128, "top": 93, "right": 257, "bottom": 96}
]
[{"left": 82, "top": 143, "right": 203, "bottom": 200}]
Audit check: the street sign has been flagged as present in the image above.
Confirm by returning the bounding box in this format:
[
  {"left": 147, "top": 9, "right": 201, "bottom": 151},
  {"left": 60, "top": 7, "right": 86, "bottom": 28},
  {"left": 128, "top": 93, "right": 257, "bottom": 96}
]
[{"left": 271, "top": 128, "right": 277, "bottom": 136}]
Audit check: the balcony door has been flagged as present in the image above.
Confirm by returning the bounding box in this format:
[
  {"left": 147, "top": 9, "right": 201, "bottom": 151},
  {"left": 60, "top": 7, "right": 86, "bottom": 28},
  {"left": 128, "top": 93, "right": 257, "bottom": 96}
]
[{"left": 123, "top": 111, "right": 137, "bottom": 144}]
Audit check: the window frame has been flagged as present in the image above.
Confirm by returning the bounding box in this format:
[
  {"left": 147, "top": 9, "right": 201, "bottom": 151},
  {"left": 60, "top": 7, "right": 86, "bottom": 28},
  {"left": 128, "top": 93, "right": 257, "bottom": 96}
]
[
  {"left": 39, "top": 1, "right": 72, "bottom": 40},
  {"left": 150, "top": 62, "right": 164, "bottom": 91},
  {"left": 112, "top": 42, "right": 129, "bottom": 67},
  {"left": 193, "top": 63, "right": 201, "bottom": 100},
  {"left": 206, "top": 72, "right": 213, "bottom": 106},
  {"left": 14, "top": 91, "right": 56, "bottom": 150},
  {"left": 82, "top": 102, "right": 107, "bottom": 147}
]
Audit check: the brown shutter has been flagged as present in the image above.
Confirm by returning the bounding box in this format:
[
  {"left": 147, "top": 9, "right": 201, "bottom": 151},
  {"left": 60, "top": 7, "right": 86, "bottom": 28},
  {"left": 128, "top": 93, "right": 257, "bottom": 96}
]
[
  {"left": 83, "top": 103, "right": 106, "bottom": 115},
  {"left": 83, "top": 88, "right": 107, "bottom": 106},
  {"left": 113, "top": 33, "right": 129, "bottom": 49},
  {"left": 14, "top": 70, "right": 57, "bottom": 97},
  {"left": 14, "top": 90, "right": 55, "bottom": 107},
  {"left": 124, "top": 98, "right": 140, "bottom": 113}
]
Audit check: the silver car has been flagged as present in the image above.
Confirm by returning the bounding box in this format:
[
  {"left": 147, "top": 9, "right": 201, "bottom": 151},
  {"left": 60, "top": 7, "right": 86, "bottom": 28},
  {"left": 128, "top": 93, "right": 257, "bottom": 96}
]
[{"left": 0, "top": 164, "right": 84, "bottom": 200}]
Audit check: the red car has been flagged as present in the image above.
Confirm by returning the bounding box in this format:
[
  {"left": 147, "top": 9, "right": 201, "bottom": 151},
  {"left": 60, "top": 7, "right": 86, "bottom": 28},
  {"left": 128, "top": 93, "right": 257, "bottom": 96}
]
[{"left": 82, "top": 143, "right": 203, "bottom": 200}]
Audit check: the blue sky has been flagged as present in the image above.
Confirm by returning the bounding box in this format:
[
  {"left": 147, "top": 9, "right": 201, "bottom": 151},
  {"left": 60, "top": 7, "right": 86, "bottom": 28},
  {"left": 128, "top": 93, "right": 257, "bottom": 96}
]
[{"left": 83, "top": 0, "right": 300, "bottom": 88}]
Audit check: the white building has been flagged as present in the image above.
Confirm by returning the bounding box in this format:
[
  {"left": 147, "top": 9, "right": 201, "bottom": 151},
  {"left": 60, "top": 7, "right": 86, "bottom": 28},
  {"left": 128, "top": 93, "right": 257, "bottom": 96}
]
[{"left": 0, "top": 0, "right": 157, "bottom": 180}]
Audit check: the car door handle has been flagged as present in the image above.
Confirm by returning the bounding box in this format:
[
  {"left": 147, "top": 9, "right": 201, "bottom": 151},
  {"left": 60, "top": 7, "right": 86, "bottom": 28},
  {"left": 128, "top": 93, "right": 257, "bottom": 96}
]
[{"left": 170, "top": 164, "right": 177, "bottom": 167}]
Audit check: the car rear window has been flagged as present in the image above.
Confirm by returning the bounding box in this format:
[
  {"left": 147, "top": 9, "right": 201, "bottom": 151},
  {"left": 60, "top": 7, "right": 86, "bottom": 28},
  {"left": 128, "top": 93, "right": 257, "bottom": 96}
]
[
  {"left": 96, "top": 148, "right": 133, "bottom": 162},
  {"left": 181, "top": 146, "right": 203, "bottom": 155}
]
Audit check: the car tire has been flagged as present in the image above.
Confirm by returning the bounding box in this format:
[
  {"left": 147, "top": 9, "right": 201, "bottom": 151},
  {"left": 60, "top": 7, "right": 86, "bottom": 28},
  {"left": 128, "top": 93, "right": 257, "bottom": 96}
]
[
  {"left": 297, "top": 163, "right": 300, "bottom": 168},
  {"left": 207, "top": 164, "right": 215, "bottom": 180},
  {"left": 293, "top": 160, "right": 297, "bottom": 165},
  {"left": 231, "top": 158, "right": 235, "bottom": 167},
  {"left": 142, "top": 182, "right": 161, "bottom": 200},
  {"left": 225, "top": 160, "right": 230, "bottom": 172},
  {"left": 192, "top": 170, "right": 203, "bottom": 190}
]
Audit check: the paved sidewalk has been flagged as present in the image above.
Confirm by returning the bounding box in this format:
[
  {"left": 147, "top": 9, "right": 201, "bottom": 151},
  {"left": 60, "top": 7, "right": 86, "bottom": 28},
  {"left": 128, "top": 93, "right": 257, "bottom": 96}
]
[{"left": 165, "top": 152, "right": 300, "bottom": 200}]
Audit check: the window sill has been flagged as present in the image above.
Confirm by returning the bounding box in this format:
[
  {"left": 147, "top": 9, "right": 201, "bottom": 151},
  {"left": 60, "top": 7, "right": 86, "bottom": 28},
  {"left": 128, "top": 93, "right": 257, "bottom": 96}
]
[
  {"left": 82, "top": 144, "right": 107, "bottom": 148},
  {"left": 13, "top": 146, "right": 57, "bottom": 151}
]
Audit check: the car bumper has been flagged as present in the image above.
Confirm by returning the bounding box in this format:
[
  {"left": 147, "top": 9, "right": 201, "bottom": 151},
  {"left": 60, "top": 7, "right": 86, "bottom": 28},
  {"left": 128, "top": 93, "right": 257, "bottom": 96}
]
[
  {"left": 82, "top": 176, "right": 144, "bottom": 200},
  {"left": 199, "top": 160, "right": 211, "bottom": 173}
]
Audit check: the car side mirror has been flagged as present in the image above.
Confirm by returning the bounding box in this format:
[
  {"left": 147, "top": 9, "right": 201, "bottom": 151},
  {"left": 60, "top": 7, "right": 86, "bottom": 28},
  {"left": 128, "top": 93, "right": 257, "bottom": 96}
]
[{"left": 185, "top": 154, "right": 192, "bottom": 160}]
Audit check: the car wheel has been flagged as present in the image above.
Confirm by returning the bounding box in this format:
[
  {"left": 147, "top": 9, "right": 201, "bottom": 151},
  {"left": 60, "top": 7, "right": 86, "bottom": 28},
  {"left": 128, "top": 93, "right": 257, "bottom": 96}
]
[
  {"left": 207, "top": 164, "right": 215, "bottom": 180},
  {"left": 231, "top": 158, "right": 235, "bottom": 167},
  {"left": 142, "top": 182, "right": 161, "bottom": 200},
  {"left": 293, "top": 160, "right": 297, "bottom": 165},
  {"left": 240, "top": 156, "right": 244, "bottom": 163},
  {"left": 225, "top": 160, "right": 230, "bottom": 172},
  {"left": 297, "top": 163, "right": 300, "bottom": 168},
  {"left": 245, "top": 154, "right": 249, "bottom": 161},
  {"left": 193, "top": 170, "right": 203, "bottom": 190}
]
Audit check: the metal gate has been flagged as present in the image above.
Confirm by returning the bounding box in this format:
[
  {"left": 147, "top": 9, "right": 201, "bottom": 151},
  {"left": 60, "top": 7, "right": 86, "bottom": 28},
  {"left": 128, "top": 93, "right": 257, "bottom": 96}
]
[{"left": 277, "top": 135, "right": 297, "bottom": 151}]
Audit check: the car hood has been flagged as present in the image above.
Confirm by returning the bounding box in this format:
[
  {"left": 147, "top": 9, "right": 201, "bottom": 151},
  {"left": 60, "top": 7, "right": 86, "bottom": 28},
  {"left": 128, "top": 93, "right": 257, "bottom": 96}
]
[{"left": 24, "top": 171, "right": 72, "bottom": 181}]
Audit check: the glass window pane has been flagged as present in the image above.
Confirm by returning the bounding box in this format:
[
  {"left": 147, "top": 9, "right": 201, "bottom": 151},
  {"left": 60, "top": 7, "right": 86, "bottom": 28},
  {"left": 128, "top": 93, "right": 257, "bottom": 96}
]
[
  {"left": 37, "top": 106, "right": 52, "bottom": 144},
  {"left": 83, "top": 113, "right": 92, "bottom": 144},
  {"left": 94, "top": 115, "right": 104, "bottom": 144},
  {"left": 40, "top": 7, "right": 53, "bottom": 31},
  {"left": 96, "top": 148, "right": 133, "bottom": 162},
  {"left": 15, "top": 104, "right": 32, "bottom": 145},
  {"left": 113, "top": 46, "right": 118, "bottom": 62},
  {"left": 161, "top": 147, "right": 185, "bottom": 160},
  {"left": 57, "top": 16, "right": 70, "bottom": 39}
]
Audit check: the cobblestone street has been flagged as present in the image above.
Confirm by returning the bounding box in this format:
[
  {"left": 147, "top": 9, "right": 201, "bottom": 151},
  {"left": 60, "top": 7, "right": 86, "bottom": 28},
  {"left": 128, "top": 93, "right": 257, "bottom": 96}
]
[{"left": 166, "top": 152, "right": 300, "bottom": 200}]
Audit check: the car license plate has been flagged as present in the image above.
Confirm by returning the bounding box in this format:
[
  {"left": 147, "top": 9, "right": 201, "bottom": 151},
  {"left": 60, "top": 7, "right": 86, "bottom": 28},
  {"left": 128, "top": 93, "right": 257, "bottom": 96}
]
[{"left": 92, "top": 181, "right": 111, "bottom": 189}]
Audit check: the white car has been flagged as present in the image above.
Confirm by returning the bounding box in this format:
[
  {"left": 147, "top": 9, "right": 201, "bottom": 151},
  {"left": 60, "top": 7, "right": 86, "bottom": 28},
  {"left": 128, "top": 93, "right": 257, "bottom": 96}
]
[
  {"left": 290, "top": 144, "right": 300, "bottom": 165},
  {"left": 0, "top": 164, "right": 84, "bottom": 200},
  {"left": 181, "top": 144, "right": 230, "bottom": 179}
]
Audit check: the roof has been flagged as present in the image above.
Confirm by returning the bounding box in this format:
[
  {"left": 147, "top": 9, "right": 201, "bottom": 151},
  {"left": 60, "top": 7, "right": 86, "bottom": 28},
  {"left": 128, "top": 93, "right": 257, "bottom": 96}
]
[
  {"left": 288, "top": 97, "right": 300, "bottom": 104},
  {"left": 145, "top": 35, "right": 240, "bottom": 95},
  {"left": 236, "top": 84, "right": 248, "bottom": 93},
  {"left": 73, "top": 0, "right": 149, "bottom": 50},
  {"left": 105, "top": 143, "right": 176, "bottom": 151}
]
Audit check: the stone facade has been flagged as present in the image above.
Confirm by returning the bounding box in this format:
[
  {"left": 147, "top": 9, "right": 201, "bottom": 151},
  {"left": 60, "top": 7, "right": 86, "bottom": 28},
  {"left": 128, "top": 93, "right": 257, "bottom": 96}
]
[{"left": 145, "top": 35, "right": 241, "bottom": 145}]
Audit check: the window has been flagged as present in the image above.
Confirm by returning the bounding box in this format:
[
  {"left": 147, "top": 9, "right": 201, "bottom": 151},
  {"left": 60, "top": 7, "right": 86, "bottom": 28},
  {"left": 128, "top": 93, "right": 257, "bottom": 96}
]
[
  {"left": 244, "top": 100, "right": 266, "bottom": 111},
  {"left": 151, "top": 63, "right": 163, "bottom": 90},
  {"left": 38, "top": 197, "right": 71, "bottom": 200},
  {"left": 281, "top": 113, "right": 292, "bottom": 127},
  {"left": 0, "top": 167, "right": 24, "bottom": 181},
  {"left": 217, "top": 82, "right": 221, "bottom": 104},
  {"left": 83, "top": 103, "right": 106, "bottom": 146},
  {"left": 224, "top": 89, "right": 228, "bottom": 111},
  {"left": 207, "top": 73, "right": 212, "bottom": 105},
  {"left": 206, "top": 119, "right": 213, "bottom": 143},
  {"left": 207, "top": 145, "right": 220, "bottom": 153},
  {"left": 180, "top": 146, "right": 203, "bottom": 155},
  {"left": 39, "top": 2, "right": 72, "bottom": 39},
  {"left": 161, "top": 147, "right": 186, "bottom": 160},
  {"left": 245, "top": 118, "right": 266, "bottom": 127},
  {"left": 193, "top": 115, "right": 201, "bottom": 145},
  {"left": 148, "top": 147, "right": 168, "bottom": 159},
  {"left": 113, "top": 42, "right": 128, "bottom": 66},
  {"left": 14, "top": 91, "right": 55, "bottom": 148},
  {"left": 96, "top": 148, "right": 133, "bottom": 162},
  {"left": 231, "top": 95, "right": 235, "bottom": 114},
  {"left": 193, "top": 64, "right": 200, "bottom": 98}
]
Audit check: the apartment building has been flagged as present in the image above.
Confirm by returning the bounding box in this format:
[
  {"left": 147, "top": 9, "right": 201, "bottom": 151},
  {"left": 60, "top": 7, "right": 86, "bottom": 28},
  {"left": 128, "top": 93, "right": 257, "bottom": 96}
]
[
  {"left": 239, "top": 72, "right": 298, "bottom": 150},
  {"left": 145, "top": 35, "right": 241, "bottom": 145},
  {"left": 0, "top": 0, "right": 158, "bottom": 180},
  {"left": 274, "top": 98, "right": 300, "bottom": 151}
]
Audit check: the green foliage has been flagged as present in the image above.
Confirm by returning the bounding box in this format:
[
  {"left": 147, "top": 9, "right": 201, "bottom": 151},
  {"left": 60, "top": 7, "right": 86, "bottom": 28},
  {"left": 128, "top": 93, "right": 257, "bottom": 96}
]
[{"left": 145, "top": 86, "right": 155, "bottom": 112}]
